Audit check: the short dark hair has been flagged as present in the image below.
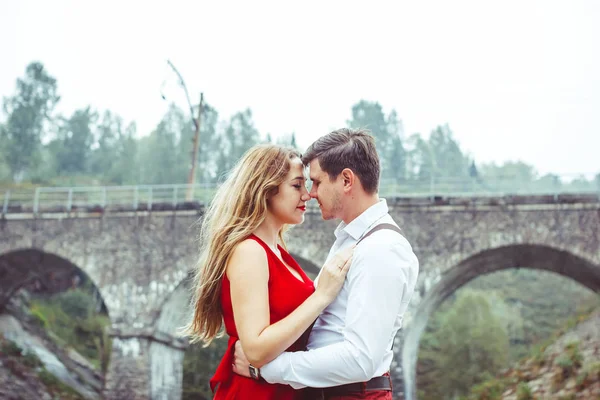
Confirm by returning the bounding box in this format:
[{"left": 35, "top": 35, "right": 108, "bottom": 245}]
[{"left": 302, "top": 128, "right": 380, "bottom": 194}]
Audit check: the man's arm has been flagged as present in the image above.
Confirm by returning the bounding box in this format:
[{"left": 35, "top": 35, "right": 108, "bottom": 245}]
[{"left": 260, "top": 238, "right": 417, "bottom": 389}]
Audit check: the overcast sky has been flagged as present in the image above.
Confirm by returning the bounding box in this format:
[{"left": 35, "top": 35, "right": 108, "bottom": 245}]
[{"left": 1, "top": 0, "right": 598, "bottom": 177}]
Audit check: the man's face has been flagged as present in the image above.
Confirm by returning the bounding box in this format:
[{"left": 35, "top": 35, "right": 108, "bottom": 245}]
[{"left": 308, "top": 159, "right": 343, "bottom": 220}]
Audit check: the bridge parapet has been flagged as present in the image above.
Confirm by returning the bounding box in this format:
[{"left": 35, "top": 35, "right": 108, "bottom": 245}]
[{"left": 3, "top": 175, "right": 598, "bottom": 215}]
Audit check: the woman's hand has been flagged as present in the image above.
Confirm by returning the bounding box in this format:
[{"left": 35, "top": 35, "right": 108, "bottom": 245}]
[{"left": 315, "top": 246, "right": 354, "bottom": 303}]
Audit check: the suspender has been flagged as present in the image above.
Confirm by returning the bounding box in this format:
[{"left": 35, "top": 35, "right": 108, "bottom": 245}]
[
  {"left": 356, "top": 223, "right": 404, "bottom": 245},
  {"left": 356, "top": 222, "right": 405, "bottom": 352}
]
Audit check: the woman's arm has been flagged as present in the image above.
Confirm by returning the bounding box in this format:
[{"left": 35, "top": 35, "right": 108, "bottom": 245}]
[{"left": 227, "top": 239, "right": 351, "bottom": 368}]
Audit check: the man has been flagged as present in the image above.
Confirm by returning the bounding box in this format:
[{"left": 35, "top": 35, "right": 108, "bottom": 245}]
[{"left": 233, "top": 128, "right": 419, "bottom": 399}]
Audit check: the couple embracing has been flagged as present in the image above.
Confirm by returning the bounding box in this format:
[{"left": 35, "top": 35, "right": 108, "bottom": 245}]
[{"left": 183, "top": 128, "right": 419, "bottom": 400}]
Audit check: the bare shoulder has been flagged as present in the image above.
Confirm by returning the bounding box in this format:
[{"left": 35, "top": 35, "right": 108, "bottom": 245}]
[{"left": 226, "top": 238, "right": 269, "bottom": 278}]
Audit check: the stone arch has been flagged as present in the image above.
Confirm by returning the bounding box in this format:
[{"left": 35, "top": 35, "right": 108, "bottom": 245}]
[
  {"left": 401, "top": 244, "right": 600, "bottom": 400},
  {"left": 0, "top": 248, "right": 109, "bottom": 318},
  {"left": 0, "top": 248, "right": 111, "bottom": 398},
  {"left": 148, "top": 274, "right": 193, "bottom": 400}
]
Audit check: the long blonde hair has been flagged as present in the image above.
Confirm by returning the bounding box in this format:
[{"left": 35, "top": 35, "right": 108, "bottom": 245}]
[{"left": 182, "top": 144, "right": 301, "bottom": 345}]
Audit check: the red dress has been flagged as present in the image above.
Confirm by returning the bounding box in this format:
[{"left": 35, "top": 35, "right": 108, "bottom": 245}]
[{"left": 210, "top": 234, "right": 315, "bottom": 399}]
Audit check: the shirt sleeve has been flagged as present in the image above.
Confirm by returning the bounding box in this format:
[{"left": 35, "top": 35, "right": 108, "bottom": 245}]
[{"left": 260, "top": 236, "right": 414, "bottom": 389}]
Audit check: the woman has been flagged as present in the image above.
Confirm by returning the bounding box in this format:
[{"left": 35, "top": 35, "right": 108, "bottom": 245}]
[{"left": 182, "top": 144, "right": 352, "bottom": 399}]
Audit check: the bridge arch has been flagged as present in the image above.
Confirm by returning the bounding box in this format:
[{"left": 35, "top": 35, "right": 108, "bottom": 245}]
[
  {"left": 401, "top": 244, "right": 600, "bottom": 400},
  {"left": 0, "top": 248, "right": 108, "bottom": 317}
]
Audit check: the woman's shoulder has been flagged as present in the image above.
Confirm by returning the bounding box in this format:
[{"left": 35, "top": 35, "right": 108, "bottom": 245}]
[
  {"left": 234, "top": 237, "right": 268, "bottom": 257},
  {"left": 227, "top": 237, "right": 270, "bottom": 277}
]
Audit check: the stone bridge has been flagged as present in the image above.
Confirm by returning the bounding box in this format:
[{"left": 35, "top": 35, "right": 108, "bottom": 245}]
[{"left": 1, "top": 194, "right": 599, "bottom": 400}]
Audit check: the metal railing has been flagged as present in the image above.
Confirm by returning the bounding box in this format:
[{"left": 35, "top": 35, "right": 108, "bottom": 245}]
[
  {"left": 1, "top": 183, "right": 217, "bottom": 214},
  {"left": 1, "top": 175, "right": 599, "bottom": 215}
]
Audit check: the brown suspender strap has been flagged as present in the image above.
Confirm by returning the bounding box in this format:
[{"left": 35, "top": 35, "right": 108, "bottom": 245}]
[
  {"left": 356, "top": 223, "right": 404, "bottom": 245},
  {"left": 356, "top": 222, "right": 404, "bottom": 353}
]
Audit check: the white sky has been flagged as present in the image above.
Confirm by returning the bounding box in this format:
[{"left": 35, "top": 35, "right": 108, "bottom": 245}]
[{"left": 1, "top": 0, "right": 598, "bottom": 177}]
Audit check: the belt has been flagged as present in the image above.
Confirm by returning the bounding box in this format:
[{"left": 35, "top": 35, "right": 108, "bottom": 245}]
[{"left": 305, "top": 375, "right": 392, "bottom": 399}]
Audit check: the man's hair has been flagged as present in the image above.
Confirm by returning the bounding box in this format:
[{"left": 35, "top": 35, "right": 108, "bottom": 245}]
[{"left": 302, "top": 128, "right": 380, "bottom": 194}]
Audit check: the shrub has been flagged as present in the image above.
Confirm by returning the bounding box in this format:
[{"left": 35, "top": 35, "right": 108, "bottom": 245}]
[
  {"left": 22, "top": 350, "right": 43, "bottom": 368},
  {"left": 469, "top": 377, "right": 506, "bottom": 400},
  {"left": 56, "top": 290, "right": 93, "bottom": 320},
  {"left": 30, "top": 304, "right": 49, "bottom": 328},
  {"left": 1, "top": 339, "right": 23, "bottom": 357},
  {"left": 516, "top": 382, "right": 533, "bottom": 400},
  {"left": 38, "top": 369, "right": 85, "bottom": 400}
]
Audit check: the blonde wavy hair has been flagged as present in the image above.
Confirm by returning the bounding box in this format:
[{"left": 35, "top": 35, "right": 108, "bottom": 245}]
[{"left": 182, "top": 144, "right": 302, "bottom": 345}]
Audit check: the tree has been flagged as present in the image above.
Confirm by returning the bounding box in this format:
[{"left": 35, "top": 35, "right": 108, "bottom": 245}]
[
  {"left": 0, "top": 123, "right": 10, "bottom": 182},
  {"left": 347, "top": 100, "right": 406, "bottom": 184},
  {"left": 1, "top": 62, "right": 60, "bottom": 181},
  {"left": 479, "top": 161, "right": 537, "bottom": 193},
  {"left": 138, "top": 104, "right": 187, "bottom": 184},
  {"left": 50, "top": 107, "right": 97, "bottom": 175},
  {"left": 385, "top": 111, "right": 406, "bottom": 183},
  {"left": 427, "top": 125, "right": 469, "bottom": 179},
  {"left": 194, "top": 103, "right": 219, "bottom": 184},
  {"left": 436, "top": 290, "right": 509, "bottom": 398},
  {"left": 109, "top": 122, "right": 139, "bottom": 185},
  {"left": 276, "top": 132, "right": 300, "bottom": 150},
  {"left": 469, "top": 160, "right": 479, "bottom": 179},
  {"left": 86, "top": 111, "right": 139, "bottom": 185},
  {"left": 406, "top": 133, "right": 434, "bottom": 182},
  {"left": 215, "top": 109, "right": 260, "bottom": 180},
  {"left": 89, "top": 111, "right": 122, "bottom": 178}
]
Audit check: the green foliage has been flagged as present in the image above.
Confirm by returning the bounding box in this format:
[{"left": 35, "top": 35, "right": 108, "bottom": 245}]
[
  {"left": 516, "top": 382, "right": 533, "bottom": 400},
  {"left": 30, "top": 289, "right": 111, "bottom": 373},
  {"left": 50, "top": 107, "right": 97, "bottom": 175},
  {"left": 55, "top": 289, "right": 94, "bottom": 320},
  {"left": 440, "top": 291, "right": 510, "bottom": 396},
  {"left": 182, "top": 336, "right": 229, "bottom": 400},
  {"left": 22, "top": 350, "right": 43, "bottom": 368},
  {"left": 1, "top": 62, "right": 60, "bottom": 181},
  {"left": 418, "top": 270, "right": 600, "bottom": 399},
  {"left": 555, "top": 341, "right": 583, "bottom": 379},
  {"left": 38, "top": 369, "right": 85, "bottom": 399},
  {"left": 2, "top": 63, "right": 597, "bottom": 194},
  {"left": 1, "top": 337, "right": 23, "bottom": 357},
  {"left": 575, "top": 362, "right": 600, "bottom": 389},
  {"left": 468, "top": 378, "right": 507, "bottom": 400},
  {"left": 465, "top": 269, "right": 597, "bottom": 361},
  {"left": 347, "top": 100, "right": 406, "bottom": 183},
  {"left": 418, "top": 290, "right": 510, "bottom": 399},
  {"left": 214, "top": 109, "right": 261, "bottom": 181}
]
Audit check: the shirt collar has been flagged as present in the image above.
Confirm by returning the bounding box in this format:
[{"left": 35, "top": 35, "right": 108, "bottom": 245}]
[{"left": 334, "top": 199, "right": 389, "bottom": 241}]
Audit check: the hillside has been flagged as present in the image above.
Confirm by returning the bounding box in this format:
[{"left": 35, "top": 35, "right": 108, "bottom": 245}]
[{"left": 468, "top": 308, "right": 600, "bottom": 399}]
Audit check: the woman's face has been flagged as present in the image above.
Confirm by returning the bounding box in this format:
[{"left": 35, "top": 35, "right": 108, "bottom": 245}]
[{"left": 268, "top": 157, "right": 310, "bottom": 225}]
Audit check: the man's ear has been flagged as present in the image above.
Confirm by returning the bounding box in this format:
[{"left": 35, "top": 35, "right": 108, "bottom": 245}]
[{"left": 341, "top": 168, "right": 355, "bottom": 193}]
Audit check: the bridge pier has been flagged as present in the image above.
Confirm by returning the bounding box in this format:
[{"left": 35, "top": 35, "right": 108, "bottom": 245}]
[{"left": 103, "top": 327, "right": 188, "bottom": 400}]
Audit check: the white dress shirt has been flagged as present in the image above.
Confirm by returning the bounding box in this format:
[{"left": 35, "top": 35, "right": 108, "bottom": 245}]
[{"left": 261, "top": 199, "right": 420, "bottom": 389}]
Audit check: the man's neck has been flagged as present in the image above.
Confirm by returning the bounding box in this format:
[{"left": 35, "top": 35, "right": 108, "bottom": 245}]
[{"left": 341, "top": 194, "right": 380, "bottom": 225}]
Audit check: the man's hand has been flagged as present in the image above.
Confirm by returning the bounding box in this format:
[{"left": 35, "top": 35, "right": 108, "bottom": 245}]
[{"left": 232, "top": 340, "right": 251, "bottom": 378}]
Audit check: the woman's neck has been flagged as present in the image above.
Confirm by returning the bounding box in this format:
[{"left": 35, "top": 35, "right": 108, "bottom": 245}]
[{"left": 253, "top": 216, "right": 282, "bottom": 251}]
